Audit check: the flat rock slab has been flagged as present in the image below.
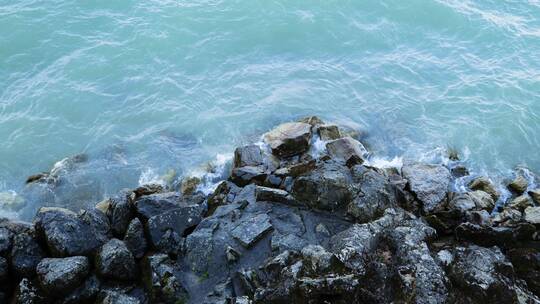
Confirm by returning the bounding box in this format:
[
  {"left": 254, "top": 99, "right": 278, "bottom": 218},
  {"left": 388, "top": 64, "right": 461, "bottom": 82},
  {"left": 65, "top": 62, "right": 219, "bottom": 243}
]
[
  {"left": 230, "top": 213, "right": 273, "bottom": 248},
  {"left": 147, "top": 205, "right": 203, "bottom": 247},
  {"left": 402, "top": 163, "right": 450, "bottom": 213},
  {"left": 263, "top": 122, "right": 312, "bottom": 158}
]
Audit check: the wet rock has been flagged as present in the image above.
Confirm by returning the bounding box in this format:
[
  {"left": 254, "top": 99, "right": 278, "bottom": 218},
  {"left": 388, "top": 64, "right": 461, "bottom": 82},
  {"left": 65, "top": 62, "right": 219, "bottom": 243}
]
[
  {"left": 492, "top": 208, "right": 522, "bottom": 226},
  {"left": 143, "top": 254, "right": 188, "bottom": 304},
  {"left": 234, "top": 145, "right": 264, "bottom": 168},
  {"left": 449, "top": 245, "right": 518, "bottom": 303},
  {"left": 180, "top": 176, "right": 201, "bottom": 195},
  {"left": 26, "top": 173, "right": 49, "bottom": 184},
  {"left": 123, "top": 218, "right": 147, "bottom": 259},
  {"left": 207, "top": 181, "right": 241, "bottom": 216},
  {"left": 347, "top": 165, "right": 400, "bottom": 222},
  {"left": 255, "top": 186, "right": 294, "bottom": 204},
  {"left": 108, "top": 192, "right": 134, "bottom": 237},
  {"left": 156, "top": 229, "right": 182, "bottom": 257},
  {"left": 263, "top": 122, "right": 312, "bottom": 158},
  {"left": 450, "top": 165, "right": 469, "bottom": 178},
  {"left": 204, "top": 278, "right": 234, "bottom": 304},
  {"left": 271, "top": 233, "right": 308, "bottom": 252},
  {"left": 325, "top": 137, "right": 366, "bottom": 167},
  {"left": 468, "top": 176, "right": 500, "bottom": 201},
  {"left": 133, "top": 183, "right": 164, "bottom": 198},
  {"left": 10, "top": 230, "right": 45, "bottom": 278},
  {"left": 509, "top": 194, "right": 534, "bottom": 211},
  {"left": 299, "top": 116, "right": 324, "bottom": 126},
  {"left": 317, "top": 124, "right": 342, "bottom": 140},
  {"left": 13, "top": 278, "right": 49, "bottom": 304},
  {"left": 134, "top": 192, "right": 184, "bottom": 221},
  {"left": 448, "top": 190, "right": 494, "bottom": 213},
  {"left": 36, "top": 256, "right": 89, "bottom": 295},
  {"left": 292, "top": 161, "right": 355, "bottom": 211},
  {"left": 529, "top": 189, "right": 540, "bottom": 204},
  {"left": 230, "top": 213, "right": 273, "bottom": 248},
  {"left": 274, "top": 159, "right": 317, "bottom": 178},
  {"left": 96, "top": 239, "right": 136, "bottom": 281},
  {"left": 231, "top": 166, "right": 267, "bottom": 187},
  {"left": 456, "top": 222, "right": 535, "bottom": 248},
  {"left": 62, "top": 275, "right": 100, "bottom": 304},
  {"left": 34, "top": 207, "right": 108, "bottom": 257},
  {"left": 185, "top": 226, "right": 214, "bottom": 273},
  {"left": 508, "top": 175, "right": 528, "bottom": 194},
  {"left": 402, "top": 163, "right": 450, "bottom": 213},
  {"left": 524, "top": 206, "right": 540, "bottom": 224},
  {"left": 146, "top": 204, "right": 203, "bottom": 247}
]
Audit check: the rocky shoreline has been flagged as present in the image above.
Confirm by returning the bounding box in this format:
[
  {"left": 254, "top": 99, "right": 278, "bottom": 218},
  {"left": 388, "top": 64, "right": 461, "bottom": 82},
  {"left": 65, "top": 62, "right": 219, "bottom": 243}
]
[{"left": 1, "top": 116, "right": 540, "bottom": 303}]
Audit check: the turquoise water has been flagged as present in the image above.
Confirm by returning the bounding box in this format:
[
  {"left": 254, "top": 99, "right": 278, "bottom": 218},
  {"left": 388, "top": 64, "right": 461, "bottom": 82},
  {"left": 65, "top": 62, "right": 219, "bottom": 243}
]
[{"left": 1, "top": 0, "right": 540, "bottom": 218}]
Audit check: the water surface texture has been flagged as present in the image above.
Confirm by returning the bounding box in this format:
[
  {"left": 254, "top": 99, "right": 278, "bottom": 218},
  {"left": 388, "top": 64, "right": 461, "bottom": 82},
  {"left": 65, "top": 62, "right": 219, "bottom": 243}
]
[{"left": 1, "top": 0, "right": 540, "bottom": 218}]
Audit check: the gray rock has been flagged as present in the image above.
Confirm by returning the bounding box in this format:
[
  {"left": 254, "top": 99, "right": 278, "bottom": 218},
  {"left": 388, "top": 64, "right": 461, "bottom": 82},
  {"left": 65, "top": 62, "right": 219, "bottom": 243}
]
[
  {"left": 143, "top": 254, "right": 188, "bottom": 304},
  {"left": 123, "top": 218, "right": 147, "bottom": 259},
  {"left": 292, "top": 161, "right": 355, "bottom": 211},
  {"left": 301, "top": 245, "right": 345, "bottom": 274},
  {"left": 524, "top": 206, "right": 540, "bottom": 224},
  {"left": 230, "top": 213, "right": 273, "bottom": 248},
  {"left": 529, "top": 189, "right": 540, "bottom": 204},
  {"left": 61, "top": 275, "right": 100, "bottom": 304},
  {"left": 34, "top": 207, "right": 108, "bottom": 257},
  {"left": 0, "top": 256, "right": 8, "bottom": 283},
  {"left": 255, "top": 186, "right": 294, "bottom": 204},
  {"left": 263, "top": 122, "right": 312, "bottom": 158},
  {"left": 508, "top": 175, "right": 528, "bottom": 194},
  {"left": 402, "top": 163, "right": 450, "bottom": 213},
  {"left": 234, "top": 145, "right": 264, "bottom": 168},
  {"left": 449, "top": 245, "right": 518, "bottom": 303},
  {"left": 108, "top": 192, "right": 134, "bottom": 237},
  {"left": 96, "top": 239, "right": 136, "bottom": 281},
  {"left": 448, "top": 190, "right": 495, "bottom": 213},
  {"left": 298, "top": 116, "right": 324, "bottom": 126},
  {"left": 146, "top": 204, "right": 203, "bottom": 247},
  {"left": 134, "top": 192, "right": 184, "bottom": 221},
  {"left": 98, "top": 290, "right": 141, "bottom": 304},
  {"left": 468, "top": 176, "right": 500, "bottom": 201},
  {"left": 509, "top": 194, "right": 534, "bottom": 211},
  {"left": 231, "top": 166, "right": 267, "bottom": 187},
  {"left": 0, "top": 227, "right": 12, "bottom": 255},
  {"left": 325, "top": 137, "right": 366, "bottom": 167},
  {"left": 10, "top": 231, "right": 45, "bottom": 277},
  {"left": 271, "top": 233, "right": 308, "bottom": 252},
  {"left": 317, "top": 124, "right": 342, "bottom": 140},
  {"left": 36, "top": 256, "right": 89, "bottom": 295},
  {"left": 13, "top": 278, "right": 48, "bottom": 304}
]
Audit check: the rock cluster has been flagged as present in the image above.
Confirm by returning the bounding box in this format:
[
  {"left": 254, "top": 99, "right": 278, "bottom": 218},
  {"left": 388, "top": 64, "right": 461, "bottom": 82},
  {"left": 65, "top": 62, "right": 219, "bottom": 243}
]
[{"left": 1, "top": 116, "right": 540, "bottom": 304}]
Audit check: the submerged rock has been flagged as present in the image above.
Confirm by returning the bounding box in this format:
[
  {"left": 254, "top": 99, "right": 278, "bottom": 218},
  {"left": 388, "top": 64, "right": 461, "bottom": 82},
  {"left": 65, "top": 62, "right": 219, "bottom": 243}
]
[{"left": 263, "top": 122, "right": 312, "bottom": 157}]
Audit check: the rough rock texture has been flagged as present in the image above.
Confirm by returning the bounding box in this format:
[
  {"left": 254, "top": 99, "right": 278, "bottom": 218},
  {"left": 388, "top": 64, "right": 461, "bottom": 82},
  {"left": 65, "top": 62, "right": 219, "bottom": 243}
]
[
  {"left": 402, "top": 163, "right": 450, "bottom": 213},
  {"left": 96, "top": 239, "right": 136, "bottom": 281},
  {"left": 325, "top": 137, "right": 366, "bottom": 167},
  {"left": 468, "top": 176, "right": 500, "bottom": 201},
  {"left": 263, "top": 122, "right": 312, "bottom": 157},
  {"left": 36, "top": 256, "right": 89, "bottom": 295},
  {"left": 234, "top": 145, "right": 264, "bottom": 168},
  {"left": 123, "top": 218, "right": 147, "bottom": 259},
  {"left": 508, "top": 175, "right": 528, "bottom": 194}
]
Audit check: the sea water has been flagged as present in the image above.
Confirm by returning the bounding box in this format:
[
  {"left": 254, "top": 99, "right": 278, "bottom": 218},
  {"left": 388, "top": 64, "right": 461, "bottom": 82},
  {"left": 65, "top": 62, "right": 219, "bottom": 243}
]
[{"left": 1, "top": 0, "right": 540, "bottom": 219}]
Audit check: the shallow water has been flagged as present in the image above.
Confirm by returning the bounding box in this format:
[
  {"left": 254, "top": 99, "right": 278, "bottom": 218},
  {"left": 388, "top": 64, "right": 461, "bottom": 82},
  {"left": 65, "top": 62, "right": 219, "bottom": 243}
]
[{"left": 1, "top": 0, "right": 540, "bottom": 218}]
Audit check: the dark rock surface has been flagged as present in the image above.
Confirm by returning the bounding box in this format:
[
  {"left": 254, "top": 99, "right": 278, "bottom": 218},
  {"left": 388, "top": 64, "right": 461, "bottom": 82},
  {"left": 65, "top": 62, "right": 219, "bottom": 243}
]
[{"left": 2, "top": 118, "right": 540, "bottom": 304}]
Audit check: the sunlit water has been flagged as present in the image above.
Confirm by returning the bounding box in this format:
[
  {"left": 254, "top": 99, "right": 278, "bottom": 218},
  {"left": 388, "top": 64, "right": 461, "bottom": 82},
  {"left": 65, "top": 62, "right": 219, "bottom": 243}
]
[{"left": 1, "top": 0, "right": 540, "bottom": 219}]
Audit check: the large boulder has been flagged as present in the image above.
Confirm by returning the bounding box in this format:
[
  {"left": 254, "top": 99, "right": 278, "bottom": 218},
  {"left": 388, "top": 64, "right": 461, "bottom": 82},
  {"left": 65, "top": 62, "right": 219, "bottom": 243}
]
[
  {"left": 34, "top": 207, "right": 109, "bottom": 257},
  {"left": 508, "top": 175, "right": 528, "bottom": 194},
  {"left": 468, "top": 177, "right": 500, "bottom": 201},
  {"left": 325, "top": 137, "right": 366, "bottom": 167},
  {"left": 134, "top": 192, "right": 184, "bottom": 221},
  {"left": 123, "top": 218, "right": 147, "bottom": 259},
  {"left": 96, "top": 239, "right": 136, "bottom": 281},
  {"left": 292, "top": 161, "right": 355, "bottom": 211},
  {"left": 107, "top": 191, "right": 134, "bottom": 237},
  {"left": 146, "top": 204, "right": 204, "bottom": 248},
  {"left": 263, "top": 122, "right": 312, "bottom": 158},
  {"left": 234, "top": 145, "right": 264, "bottom": 168},
  {"left": 10, "top": 230, "right": 46, "bottom": 278},
  {"left": 402, "top": 163, "right": 450, "bottom": 214},
  {"left": 36, "top": 256, "right": 89, "bottom": 295}
]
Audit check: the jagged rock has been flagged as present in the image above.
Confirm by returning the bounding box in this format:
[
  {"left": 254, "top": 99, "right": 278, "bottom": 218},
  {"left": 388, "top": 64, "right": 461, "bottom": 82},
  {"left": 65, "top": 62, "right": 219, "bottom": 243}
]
[
  {"left": 143, "top": 254, "right": 188, "bottom": 304},
  {"left": 509, "top": 194, "right": 534, "bottom": 211},
  {"left": 207, "top": 181, "right": 241, "bottom": 216},
  {"left": 325, "top": 137, "right": 366, "bottom": 167},
  {"left": 448, "top": 190, "right": 495, "bottom": 213},
  {"left": 449, "top": 245, "right": 518, "bottom": 303},
  {"left": 492, "top": 208, "right": 522, "bottom": 226},
  {"left": 255, "top": 186, "right": 294, "bottom": 204},
  {"left": 96, "top": 239, "right": 136, "bottom": 281},
  {"left": 234, "top": 145, "right": 264, "bottom": 168},
  {"left": 274, "top": 160, "right": 317, "bottom": 178},
  {"left": 347, "top": 165, "right": 400, "bottom": 222},
  {"left": 456, "top": 222, "right": 536, "bottom": 248},
  {"left": 529, "top": 189, "right": 540, "bottom": 204},
  {"left": 271, "top": 233, "right": 308, "bottom": 252},
  {"left": 231, "top": 166, "right": 267, "bottom": 187},
  {"left": 204, "top": 278, "right": 234, "bottom": 303},
  {"left": 299, "top": 116, "right": 324, "bottom": 126},
  {"left": 34, "top": 207, "right": 108, "bottom": 257},
  {"left": 180, "top": 176, "right": 201, "bottom": 195},
  {"left": 230, "top": 213, "right": 273, "bottom": 248},
  {"left": 13, "top": 278, "right": 49, "bottom": 304},
  {"left": 36, "top": 256, "right": 89, "bottom": 295},
  {"left": 133, "top": 183, "right": 164, "bottom": 198},
  {"left": 317, "top": 124, "right": 342, "bottom": 140},
  {"left": 123, "top": 218, "right": 147, "bottom": 259},
  {"left": 62, "top": 275, "right": 100, "bottom": 304},
  {"left": 134, "top": 192, "right": 184, "bottom": 220},
  {"left": 263, "top": 122, "right": 312, "bottom": 158},
  {"left": 450, "top": 165, "right": 469, "bottom": 178},
  {"left": 292, "top": 161, "right": 355, "bottom": 211},
  {"left": 402, "top": 163, "right": 450, "bottom": 213},
  {"left": 508, "top": 175, "right": 528, "bottom": 194},
  {"left": 301, "top": 245, "right": 345, "bottom": 274},
  {"left": 156, "top": 229, "right": 182, "bottom": 257},
  {"left": 524, "top": 206, "right": 540, "bottom": 224},
  {"left": 185, "top": 226, "right": 214, "bottom": 273},
  {"left": 146, "top": 204, "right": 203, "bottom": 247},
  {"left": 107, "top": 192, "right": 134, "bottom": 237},
  {"left": 98, "top": 290, "right": 141, "bottom": 304},
  {"left": 10, "top": 230, "right": 45, "bottom": 278},
  {"left": 468, "top": 176, "right": 500, "bottom": 201}
]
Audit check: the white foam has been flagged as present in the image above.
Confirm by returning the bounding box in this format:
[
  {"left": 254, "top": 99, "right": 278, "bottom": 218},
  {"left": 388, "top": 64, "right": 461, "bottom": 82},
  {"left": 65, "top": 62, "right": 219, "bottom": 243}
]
[
  {"left": 194, "top": 153, "right": 234, "bottom": 195},
  {"left": 365, "top": 156, "right": 403, "bottom": 171},
  {"left": 138, "top": 168, "right": 166, "bottom": 186}
]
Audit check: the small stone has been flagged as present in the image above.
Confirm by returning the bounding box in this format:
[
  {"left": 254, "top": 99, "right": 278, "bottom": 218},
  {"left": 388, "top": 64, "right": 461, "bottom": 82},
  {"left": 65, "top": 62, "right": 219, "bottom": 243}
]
[
  {"left": 96, "top": 239, "right": 136, "bottom": 281},
  {"left": 325, "top": 137, "right": 366, "bottom": 167},
  {"left": 230, "top": 213, "right": 273, "bottom": 248},
  {"left": 508, "top": 175, "right": 528, "bottom": 194},
  {"left": 180, "top": 176, "right": 201, "bottom": 195},
  {"left": 524, "top": 206, "right": 540, "bottom": 224},
  {"left": 36, "top": 256, "right": 90, "bottom": 295},
  {"left": 509, "top": 195, "right": 534, "bottom": 211},
  {"left": 13, "top": 278, "right": 48, "bottom": 304},
  {"left": 315, "top": 223, "right": 330, "bottom": 237},
  {"left": 317, "top": 124, "right": 342, "bottom": 140},
  {"left": 469, "top": 177, "right": 500, "bottom": 201},
  {"left": 226, "top": 246, "right": 240, "bottom": 263},
  {"left": 263, "top": 122, "right": 312, "bottom": 158},
  {"left": 299, "top": 116, "right": 324, "bottom": 126}
]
